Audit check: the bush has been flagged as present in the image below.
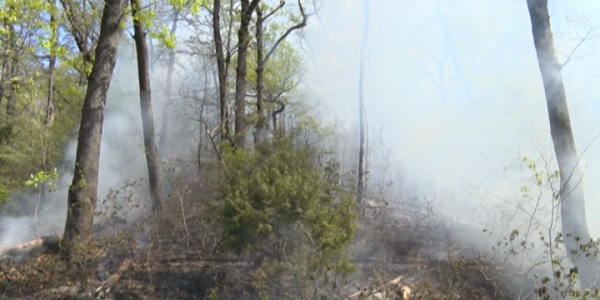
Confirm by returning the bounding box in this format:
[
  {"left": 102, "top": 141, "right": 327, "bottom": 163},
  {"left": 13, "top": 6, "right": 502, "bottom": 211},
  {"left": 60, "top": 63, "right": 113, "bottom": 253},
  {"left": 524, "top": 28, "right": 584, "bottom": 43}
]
[{"left": 215, "top": 133, "right": 357, "bottom": 279}]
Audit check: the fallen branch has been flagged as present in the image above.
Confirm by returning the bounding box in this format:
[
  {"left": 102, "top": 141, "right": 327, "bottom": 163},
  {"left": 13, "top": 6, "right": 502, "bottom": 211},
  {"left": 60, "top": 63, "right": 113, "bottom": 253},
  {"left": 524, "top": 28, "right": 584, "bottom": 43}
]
[
  {"left": 0, "top": 235, "right": 63, "bottom": 260},
  {"left": 344, "top": 275, "right": 411, "bottom": 300},
  {"left": 94, "top": 258, "right": 132, "bottom": 299}
]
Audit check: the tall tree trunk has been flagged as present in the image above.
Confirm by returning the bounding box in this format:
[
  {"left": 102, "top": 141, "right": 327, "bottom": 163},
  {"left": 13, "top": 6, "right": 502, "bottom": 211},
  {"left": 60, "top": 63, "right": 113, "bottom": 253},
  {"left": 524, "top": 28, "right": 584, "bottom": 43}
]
[
  {"left": 0, "top": 58, "right": 7, "bottom": 110},
  {"left": 233, "top": 0, "right": 260, "bottom": 149},
  {"left": 213, "top": 0, "right": 230, "bottom": 142},
  {"left": 253, "top": 5, "right": 265, "bottom": 147},
  {"left": 197, "top": 74, "right": 209, "bottom": 173},
  {"left": 63, "top": 0, "right": 126, "bottom": 250},
  {"left": 5, "top": 61, "right": 18, "bottom": 117},
  {"left": 131, "top": 0, "right": 163, "bottom": 212},
  {"left": 0, "top": 8, "right": 14, "bottom": 114},
  {"left": 45, "top": 53, "right": 56, "bottom": 127},
  {"left": 4, "top": 22, "right": 18, "bottom": 119},
  {"left": 356, "top": 0, "right": 369, "bottom": 204},
  {"left": 45, "top": 12, "right": 58, "bottom": 128},
  {"left": 526, "top": 0, "right": 599, "bottom": 290},
  {"left": 158, "top": 9, "right": 179, "bottom": 156}
]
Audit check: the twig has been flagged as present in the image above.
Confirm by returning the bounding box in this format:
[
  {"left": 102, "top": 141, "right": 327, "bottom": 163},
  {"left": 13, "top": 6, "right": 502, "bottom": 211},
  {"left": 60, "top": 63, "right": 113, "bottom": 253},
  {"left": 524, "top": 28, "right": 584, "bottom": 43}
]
[
  {"left": 177, "top": 191, "right": 190, "bottom": 245},
  {"left": 560, "top": 28, "right": 599, "bottom": 69}
]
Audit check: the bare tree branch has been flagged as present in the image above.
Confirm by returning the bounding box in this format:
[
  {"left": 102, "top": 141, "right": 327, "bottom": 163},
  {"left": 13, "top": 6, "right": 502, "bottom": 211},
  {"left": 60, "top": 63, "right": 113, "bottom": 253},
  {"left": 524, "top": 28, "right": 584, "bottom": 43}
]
[
  {"left": 264, "top": 1, "right": 285, "bottom": 21},
  {"left": 560, "top": 28, "right": 599, "bottom": 69},
  {"left": 264, "top": 0, "right": 309, "bottom": 64}
]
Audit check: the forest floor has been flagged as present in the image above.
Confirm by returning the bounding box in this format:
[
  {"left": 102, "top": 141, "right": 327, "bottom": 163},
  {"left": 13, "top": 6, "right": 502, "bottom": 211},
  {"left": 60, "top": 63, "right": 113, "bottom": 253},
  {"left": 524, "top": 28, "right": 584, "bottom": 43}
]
[{"left": 0, "top": 200, "right": 525, "bottom": 300}]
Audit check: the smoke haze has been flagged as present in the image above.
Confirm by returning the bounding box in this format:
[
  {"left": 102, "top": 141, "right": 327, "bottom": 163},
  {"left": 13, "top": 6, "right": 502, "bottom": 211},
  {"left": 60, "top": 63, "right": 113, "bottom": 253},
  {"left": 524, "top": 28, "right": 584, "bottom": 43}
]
[
  {"left": 305, "top": 0, "right": 600, "bottom": 239},
  {"left": 1, "top": 2, "right": 599, "bottom": 294},
  {"left": 0, "top": 39, "right": 189, "bottom": 246}
]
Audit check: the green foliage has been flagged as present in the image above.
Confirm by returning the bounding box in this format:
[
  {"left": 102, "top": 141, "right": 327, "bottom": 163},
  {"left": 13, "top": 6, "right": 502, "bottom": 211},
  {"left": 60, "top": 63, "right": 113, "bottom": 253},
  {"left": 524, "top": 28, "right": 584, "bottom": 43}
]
[
  {"left": 215, "top": 132, "right": 357, "bottom": 276},
  {"left": 130, "top": 1, "right": 157, "bottom": 29},
  {"left": 247, "top": 38, "right": 305, "bottom": 98},
  {"left": 0, "top": 50, "right": 84, "bottom": 210},
  {"left": 167, "top": 0, "right": 206, "bottom": 14},
  {"left": 25, "top": 168, "right": 58, "bottom": 191},
  {"left": 130, "top": 0, "right": 207, "bottom": 50},
  {"left": 500, "top": 157, "right": 600, "bottom": 299},
  {"left": 149, "top": 25, "right": 176, "bottom": 49},
  {"left": 0, "top": 123, "right": 15, "bottom": 144},
  {"left": 0, "top": 187, "right": 7, "bottom": 204}
]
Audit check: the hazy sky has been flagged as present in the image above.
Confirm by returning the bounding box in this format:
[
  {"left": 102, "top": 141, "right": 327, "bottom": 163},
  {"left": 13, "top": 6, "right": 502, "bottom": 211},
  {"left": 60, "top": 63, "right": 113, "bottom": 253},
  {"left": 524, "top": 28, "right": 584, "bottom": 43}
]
[{"left": 304, "top": 0, "right": 600, "bottom": 236}]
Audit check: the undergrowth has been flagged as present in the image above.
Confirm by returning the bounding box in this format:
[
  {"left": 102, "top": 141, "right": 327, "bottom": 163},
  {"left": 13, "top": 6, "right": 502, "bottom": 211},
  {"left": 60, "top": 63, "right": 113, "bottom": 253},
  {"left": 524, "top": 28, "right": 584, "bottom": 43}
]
[{"left": 3, "top": 148, "right": 599, "bottom": 300}]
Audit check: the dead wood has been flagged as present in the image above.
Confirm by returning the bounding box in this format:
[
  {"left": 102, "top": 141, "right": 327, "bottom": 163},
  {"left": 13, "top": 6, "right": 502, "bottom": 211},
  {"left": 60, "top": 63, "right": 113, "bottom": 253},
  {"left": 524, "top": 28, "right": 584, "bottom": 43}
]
[
  {"left": 94, "top": 258, "right": 132, "bottom": 299},
  {"left": 344, "top": 275, "right": 412, "bottom": 300},
  {"left": 0, "top": 234, "right": 63, "bottom": 260}
]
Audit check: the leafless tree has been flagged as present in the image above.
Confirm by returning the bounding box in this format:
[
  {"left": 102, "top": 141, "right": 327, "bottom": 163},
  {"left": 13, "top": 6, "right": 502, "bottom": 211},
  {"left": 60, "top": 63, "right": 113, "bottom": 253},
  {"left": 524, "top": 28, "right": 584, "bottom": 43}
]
[
  {"left": 526, "top": 0, "right": 600, "bottom": 291},
  {"left": 158, "top": 8, "right": 180, "bottom": 154},
  {"left": 131, "top": 0, "right": 164, "bottom": 212},
  {"left": 356, "top": 0, "right": 369, "bottom": 203}
]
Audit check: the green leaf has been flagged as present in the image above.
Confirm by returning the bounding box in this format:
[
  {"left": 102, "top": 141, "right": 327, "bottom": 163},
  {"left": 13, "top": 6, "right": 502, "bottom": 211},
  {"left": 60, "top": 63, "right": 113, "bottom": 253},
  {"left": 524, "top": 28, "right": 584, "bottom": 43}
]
[{"left": 150, "top": 25, "right": 176, "bottom": 49}]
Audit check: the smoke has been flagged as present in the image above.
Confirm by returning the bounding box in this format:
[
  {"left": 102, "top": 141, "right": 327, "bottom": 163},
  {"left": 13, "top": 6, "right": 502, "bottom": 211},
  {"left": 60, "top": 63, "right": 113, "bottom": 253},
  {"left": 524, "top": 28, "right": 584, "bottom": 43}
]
[
  {"left": 306, "top": 0, "right": 600, "bottom": 229},
  {"left": 0, "top": 37, "right": 197, "bottom": 246},
  {"left": 303, "top": 0, "right": 600, "bottom": 294},
  {"left": 0, "top": 0, "right": 598, "bottom": 295}
]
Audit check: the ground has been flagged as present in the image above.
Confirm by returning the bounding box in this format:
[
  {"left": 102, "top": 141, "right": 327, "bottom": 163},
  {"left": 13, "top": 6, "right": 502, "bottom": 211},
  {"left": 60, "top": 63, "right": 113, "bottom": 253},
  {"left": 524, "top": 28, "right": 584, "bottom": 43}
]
[{"left": 0, "top": 200, "right": 522, "bottom": 300}]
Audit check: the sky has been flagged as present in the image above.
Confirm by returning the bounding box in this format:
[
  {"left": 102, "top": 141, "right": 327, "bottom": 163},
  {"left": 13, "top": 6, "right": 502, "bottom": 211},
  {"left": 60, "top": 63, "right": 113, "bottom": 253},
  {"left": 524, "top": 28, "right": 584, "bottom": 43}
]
[{"left": 303, "top": 0, "right": 600, "bottom": 237}]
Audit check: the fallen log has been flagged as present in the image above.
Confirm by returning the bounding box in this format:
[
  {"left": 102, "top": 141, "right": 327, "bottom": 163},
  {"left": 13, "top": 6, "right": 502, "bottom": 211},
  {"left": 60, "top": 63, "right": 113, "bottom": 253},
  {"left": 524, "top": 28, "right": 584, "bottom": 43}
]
[
  {"left": 94, "top": 258, "right": 132, "bottom": 299},
  {"left": 344, "top": 275, "right": 412, "bottom": 300},
  {"left": 0, "top": 234, "right": 63, "bottom": 260}
]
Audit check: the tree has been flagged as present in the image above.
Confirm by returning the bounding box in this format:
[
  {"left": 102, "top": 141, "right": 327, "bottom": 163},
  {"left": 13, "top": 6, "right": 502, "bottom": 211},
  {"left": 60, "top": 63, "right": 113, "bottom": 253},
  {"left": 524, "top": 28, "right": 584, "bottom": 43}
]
[
  {"left": 356, "top": 0, "right": 368, "bottom": 203},
  {"left": 253, "top": 0, "right": 307, "bottom": 147},
  {"left": 0, "top": 1, "right": 38, "bottom": 121},
  {"left": 526, "top": 0, "right": 600, "bottom": 291},
  {"left": 233, "top": 0, "right": 260, "bottom": 149},
  {"left": 131, "top": 0, "right": 163, "bottom": 212},
  {"left": 212, "top": 0, "right": 230, "bottom": 142},
  {"left": 58, "top": 0, "right": 103, "bottom": 85},
  {"left": 0, "top": 0, "right": 87, "bottom": 208},
  {"left": 217, "top": 129, "right": 356, "bottom": 280},
  {"left": 158, "top": 7, "right": 179, "bottom": 154},
  {"left": 44, "top": 0, "right": 59, "bottom": 127},
  {"left": 63, "top": 0, "right": 126, "bottom": 250}
]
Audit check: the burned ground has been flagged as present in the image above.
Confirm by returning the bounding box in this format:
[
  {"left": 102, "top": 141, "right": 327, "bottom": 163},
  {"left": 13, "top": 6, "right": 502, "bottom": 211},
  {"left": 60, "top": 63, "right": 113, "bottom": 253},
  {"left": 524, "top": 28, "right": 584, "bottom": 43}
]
[{"left": 0, "top": 195, "right": 527, "bottom": 300}]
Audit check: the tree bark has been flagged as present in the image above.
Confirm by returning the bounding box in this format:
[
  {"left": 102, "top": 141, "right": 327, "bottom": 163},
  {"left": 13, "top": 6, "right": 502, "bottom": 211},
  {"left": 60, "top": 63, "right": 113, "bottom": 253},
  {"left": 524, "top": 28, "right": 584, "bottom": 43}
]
[
  {"left": 253, "top": 5, "right": 265, "bottom": 147},
  {"left": 158, "top": 8, "right": 179, "bottom": 156},
  {"left": 0, "top": 9, "right": 14, "bottom": 117},
  {"left": 4, "top": 46, "right": 19, "bottom": 118},
  {"left": 5, "top": 67, "right": 17, "bottom": 117},
  {"left": 233, "top": 0, "right": 260, "bottom": 149},
  {"left": 45, "top": 54, "right": 56, "bottom": 127},
  {"left": 63, "top": 0, "right": 126, "bottom": 250},
  {"left": 0, "top": 57, "right": 7, "bottom": 110},
  {"left": 197, "top": 75, "right": 209, "bottom": 173},
  {"left": 356, "top": 0, "right": 369, "bottom": 204},
  {"left": 131, "top": 0, "right": 163, "bottom": 212},
  {"left": 526, "top": 0, "right": 599, "bottom": 290},
  {"left": 272, "top": 99, "right": 284, "bottom": 131},
  {"left": 45, "top": 12, "right": 58, "bottom": 128},
  {"left": 212, "top": 0, "right": 230, "bottom": 143}
]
